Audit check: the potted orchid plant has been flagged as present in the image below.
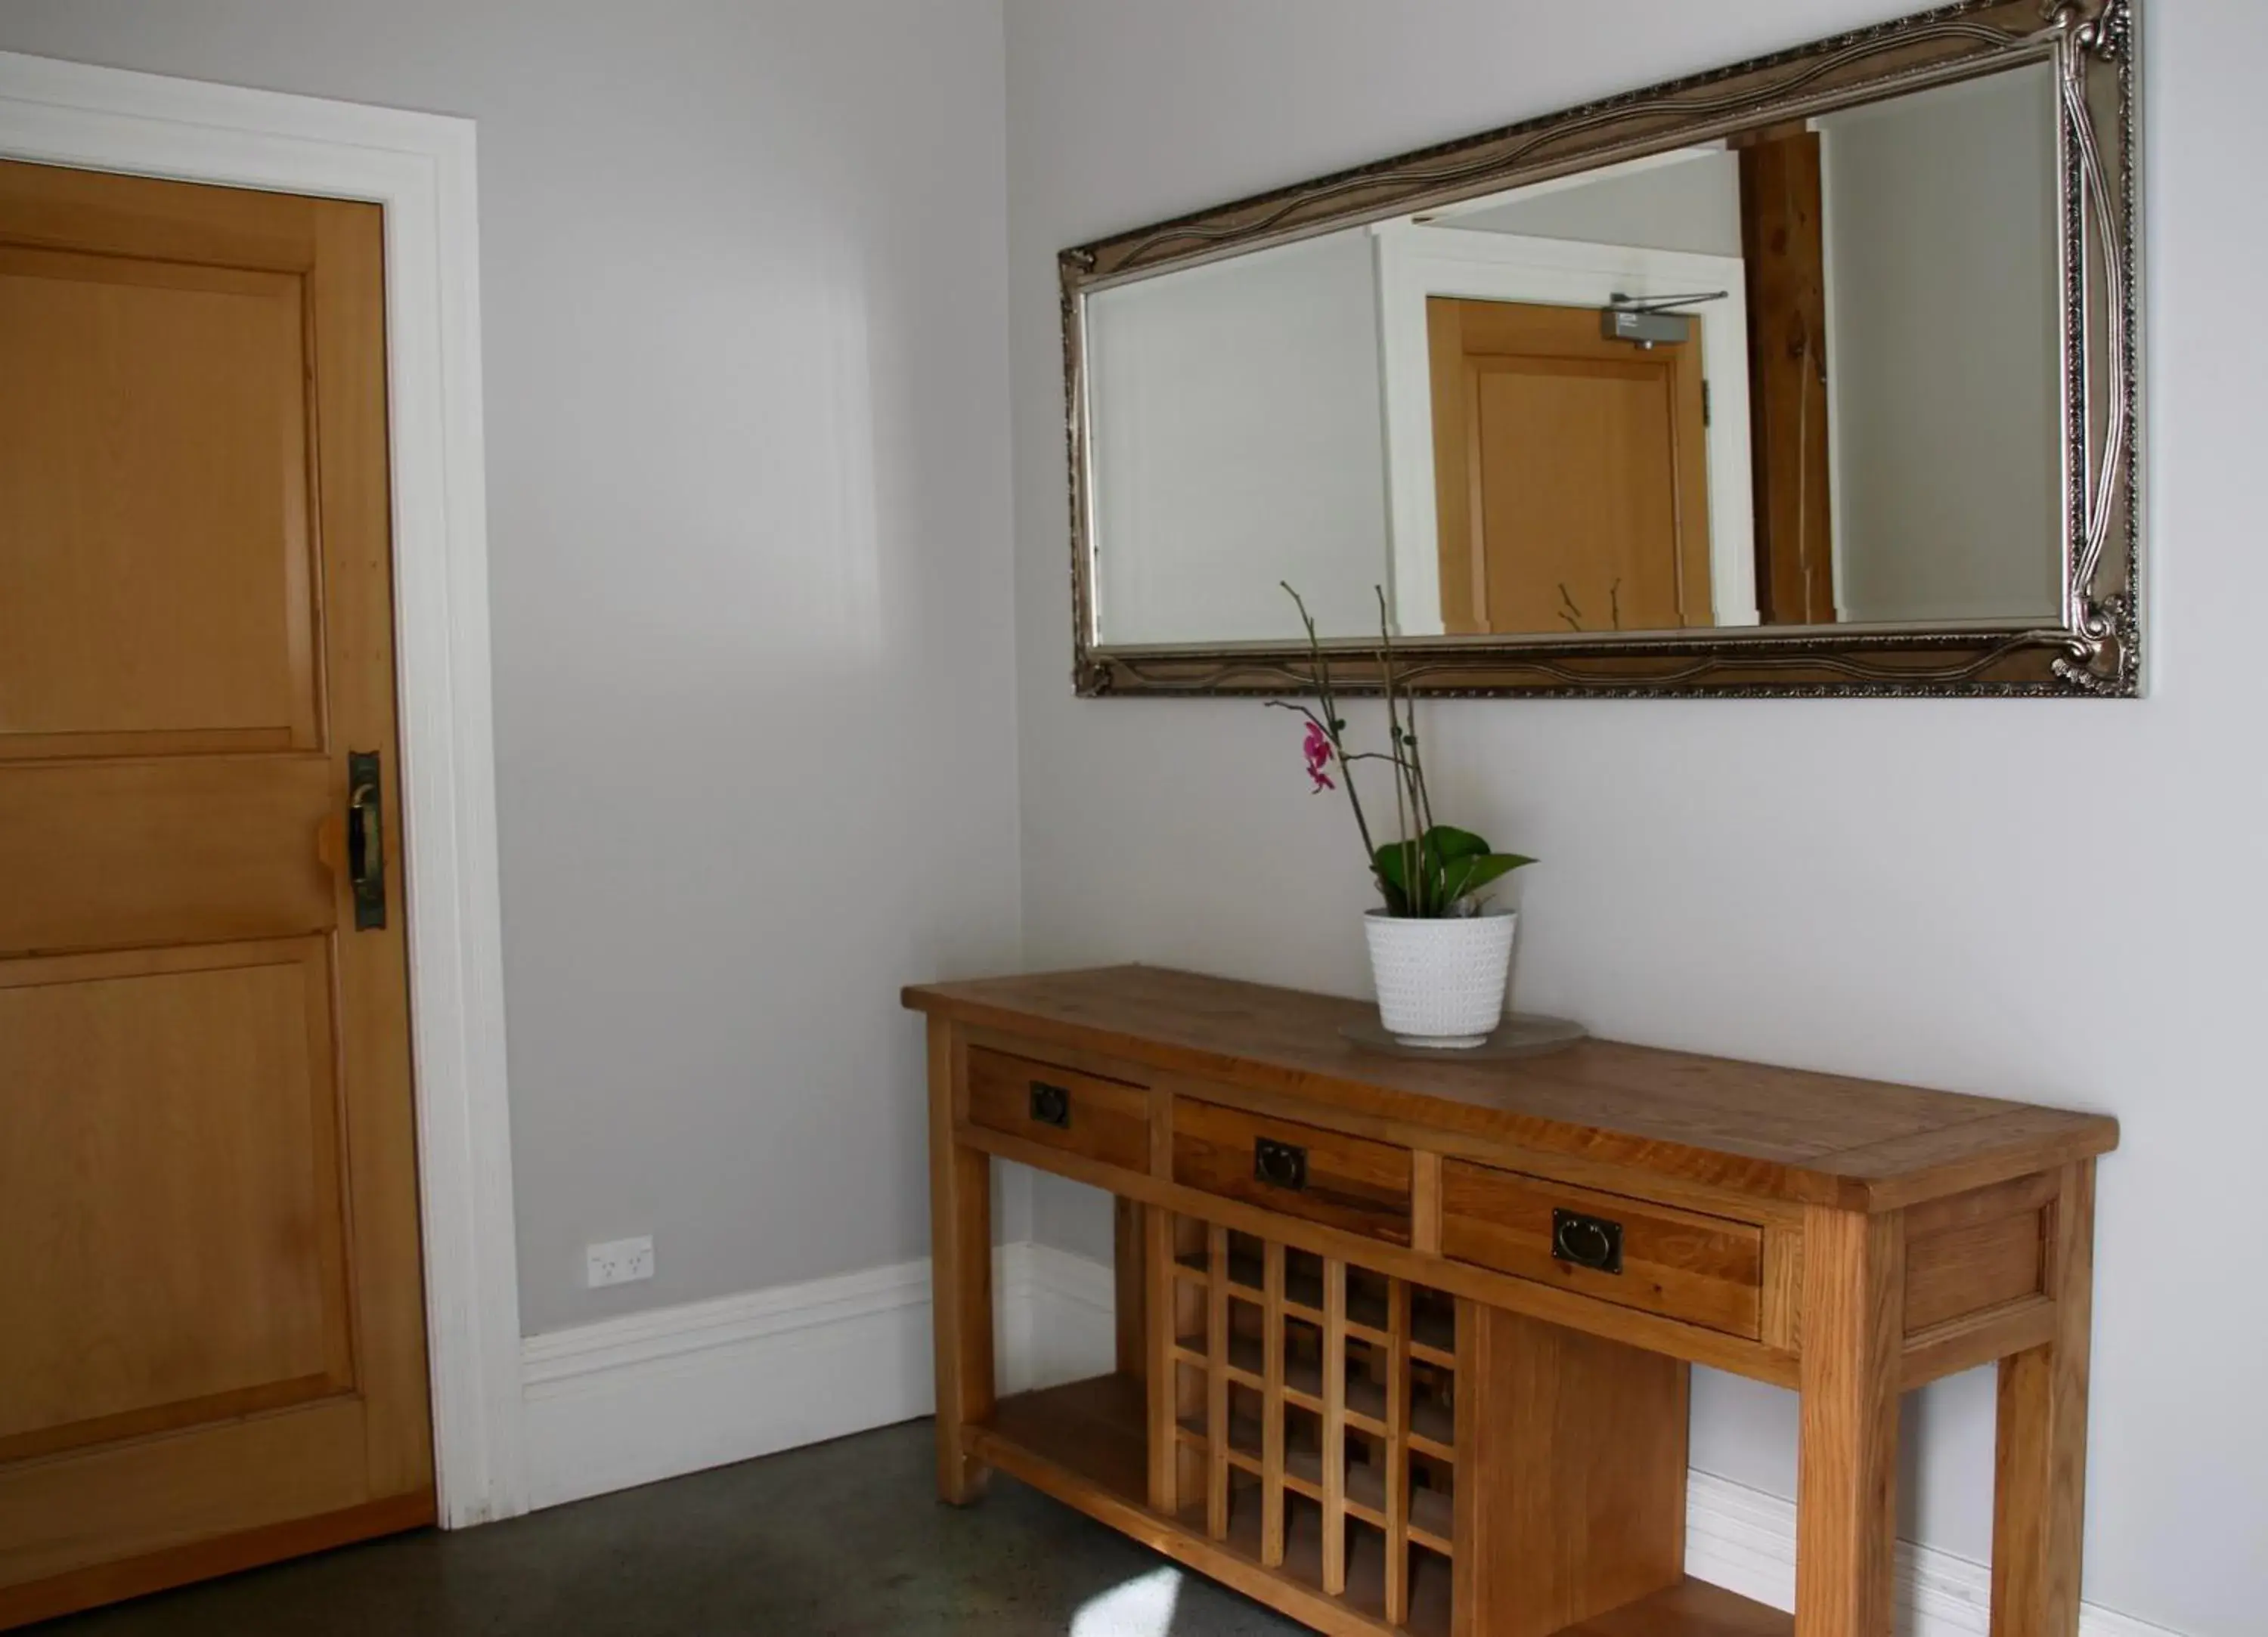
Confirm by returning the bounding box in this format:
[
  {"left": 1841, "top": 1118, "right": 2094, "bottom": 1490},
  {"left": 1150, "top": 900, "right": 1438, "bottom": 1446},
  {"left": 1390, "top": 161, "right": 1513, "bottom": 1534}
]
[{"left": 1272, "top": 585, "right": 1533, "bottom": 1048}]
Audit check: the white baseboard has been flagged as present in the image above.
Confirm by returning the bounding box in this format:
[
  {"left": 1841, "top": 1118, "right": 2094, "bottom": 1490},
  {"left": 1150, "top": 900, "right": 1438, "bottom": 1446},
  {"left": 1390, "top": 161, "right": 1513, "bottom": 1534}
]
[
  {"left": 519, "top": 1242, "right": 1114, "bottom": 1510},
  {"left": 520, "top": 1255, "right": 931, "bottom": 1509},
  {"left": 519, "top": 1248, "right": 2176, "bottom": 1637},
  {"left": 1681, "top": 1468, "right": 2177, "bottom": 1637},
  {"left": 998, "top": 1239, "right": 1120, "bottom": 1394}
]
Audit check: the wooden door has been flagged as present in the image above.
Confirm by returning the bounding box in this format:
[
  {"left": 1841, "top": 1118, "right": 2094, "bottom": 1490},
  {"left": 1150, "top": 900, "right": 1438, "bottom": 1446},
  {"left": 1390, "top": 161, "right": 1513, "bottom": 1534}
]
[
  {"left": 1427, "top": 296, "right": 1714, "bottom": 636},
  {"left": 0, "top": 159, "right": 432, "bottom": 1627},
  {"left": 1737, "top": 123, "right": 1838, "bottom": 625}
]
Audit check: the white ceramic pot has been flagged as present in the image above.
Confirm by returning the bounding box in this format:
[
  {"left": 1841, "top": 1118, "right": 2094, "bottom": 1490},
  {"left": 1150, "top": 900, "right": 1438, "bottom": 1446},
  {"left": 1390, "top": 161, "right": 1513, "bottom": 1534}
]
[{"left": 1362, "top": 909, "right": 1517, "bottom": 1048}]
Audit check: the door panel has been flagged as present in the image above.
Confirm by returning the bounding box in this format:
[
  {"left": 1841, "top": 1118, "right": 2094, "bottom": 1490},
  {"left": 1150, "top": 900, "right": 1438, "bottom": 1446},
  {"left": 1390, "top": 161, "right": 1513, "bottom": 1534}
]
[
  {"left": 0, "top": 1400, "right": 371, "bottom": 1590},
  {"left": 0, "top": 759, "right": 335, "bottom": 954},
  {"left": 1472, "top": 357, "right": 1686, "bottom": 635},
  {"left": 0, "top": 159, "right": 432, "bottom": 1627},
  {"left": 0, "top": 248, "right": 319, "bottom": 757},
  {"left": 0, "top": 939, "right": 355, "bottom": 1465},
  {"left": 1429, "top": 296, "right": 1713, "bottom": 636}
]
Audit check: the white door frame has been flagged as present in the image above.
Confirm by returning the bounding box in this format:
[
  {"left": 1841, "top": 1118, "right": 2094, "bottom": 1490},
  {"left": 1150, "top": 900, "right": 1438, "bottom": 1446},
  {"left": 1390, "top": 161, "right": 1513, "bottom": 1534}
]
[
  {"left": 0, "top": 51, "right": 527, "bottom": 1527},
  {"left": 1371, "top": 221, "right": 1759, "bottom": 634}
]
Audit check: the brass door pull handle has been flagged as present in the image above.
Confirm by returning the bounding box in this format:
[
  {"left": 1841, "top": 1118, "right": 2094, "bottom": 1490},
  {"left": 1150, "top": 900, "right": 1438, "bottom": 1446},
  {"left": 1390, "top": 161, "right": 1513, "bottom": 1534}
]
[{"left": 346, "top": 750, "right": 386, "bottom": 931}]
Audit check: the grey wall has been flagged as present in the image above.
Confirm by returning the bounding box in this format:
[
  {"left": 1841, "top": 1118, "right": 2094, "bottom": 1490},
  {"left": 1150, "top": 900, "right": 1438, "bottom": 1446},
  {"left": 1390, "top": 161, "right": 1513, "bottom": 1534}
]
[
  {"left": 1822, "top": 65, "right": 2063, "bottom": 623},
  {"left": 0, "top": 0, "right": 1024, "bottom": 1334},
  {"left": 1005, "top": 4, "right": 2264, "bottom": 1635}
]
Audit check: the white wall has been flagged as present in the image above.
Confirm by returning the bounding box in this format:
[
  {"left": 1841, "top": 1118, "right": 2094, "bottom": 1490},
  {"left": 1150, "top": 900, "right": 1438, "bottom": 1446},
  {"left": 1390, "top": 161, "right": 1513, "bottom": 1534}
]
[
  {"left": 1005, "top": 5, "right": 2265, "bottom": 1636},
  {"left": 0, "top": 0, "right": 1024, "bottom": 1334},
  {"left": 1821, "top": 65, "right": 2063, "bottom": 623},
  {"left": 1088, "top": 230, "right": 1390, "bottom": 643}
]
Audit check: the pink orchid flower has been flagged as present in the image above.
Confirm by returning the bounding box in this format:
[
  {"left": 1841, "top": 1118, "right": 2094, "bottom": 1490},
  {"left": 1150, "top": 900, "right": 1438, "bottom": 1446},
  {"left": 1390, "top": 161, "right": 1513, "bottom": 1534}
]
[{"left": 1302, "top": 721, "right": 1336, "bottom": 792}]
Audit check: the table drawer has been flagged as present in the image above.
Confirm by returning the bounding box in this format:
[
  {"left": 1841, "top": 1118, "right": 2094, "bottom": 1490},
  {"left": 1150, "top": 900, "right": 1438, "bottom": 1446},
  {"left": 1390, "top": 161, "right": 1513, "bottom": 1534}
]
[
  {"left": 1172, "top": 1096, "right": 1412, "bottom": 1245},
  {"left": 966, "top": 1047, "right": 1151, "bottom": 1174},
  {"left": 1440, "top": 1161, "right": 1765, "bottom": 1339}
]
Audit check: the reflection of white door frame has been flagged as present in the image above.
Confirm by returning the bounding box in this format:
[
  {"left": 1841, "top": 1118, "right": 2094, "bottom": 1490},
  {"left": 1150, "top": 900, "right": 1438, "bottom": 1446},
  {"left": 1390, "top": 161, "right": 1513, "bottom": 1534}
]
[{"left": 1371, "top": 223, "right": 1757, "bottom": 634}]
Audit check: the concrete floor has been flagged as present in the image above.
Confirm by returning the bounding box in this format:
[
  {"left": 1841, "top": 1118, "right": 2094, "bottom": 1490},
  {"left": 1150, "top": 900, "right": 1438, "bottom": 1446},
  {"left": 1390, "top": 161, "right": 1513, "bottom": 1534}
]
[{"left": 40, "top": 1418, "right": 1305, "bottom": 1635}]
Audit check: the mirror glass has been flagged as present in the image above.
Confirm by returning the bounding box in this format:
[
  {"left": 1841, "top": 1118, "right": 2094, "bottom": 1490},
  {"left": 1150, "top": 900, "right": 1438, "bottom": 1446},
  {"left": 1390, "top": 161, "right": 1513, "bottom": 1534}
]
[{"left": 1083, "top": 61, "right": 2062, "bottom": 648}]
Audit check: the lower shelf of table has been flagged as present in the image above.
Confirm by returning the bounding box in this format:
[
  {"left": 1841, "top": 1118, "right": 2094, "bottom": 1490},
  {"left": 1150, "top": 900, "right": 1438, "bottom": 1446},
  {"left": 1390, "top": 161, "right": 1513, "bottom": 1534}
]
[
  {"left": 980, "top": 1369, "right": 1153, "bottom": 1505},
  {"left": 969, "top": 1372, "right": 1792, "bottom": 1637}
]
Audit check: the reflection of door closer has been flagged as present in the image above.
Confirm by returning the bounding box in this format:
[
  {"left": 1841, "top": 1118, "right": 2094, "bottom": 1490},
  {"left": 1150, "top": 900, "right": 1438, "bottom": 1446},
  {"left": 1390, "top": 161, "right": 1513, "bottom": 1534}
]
[{"left": 1600, "top": 289, "right": 1727, "bottom": 348}]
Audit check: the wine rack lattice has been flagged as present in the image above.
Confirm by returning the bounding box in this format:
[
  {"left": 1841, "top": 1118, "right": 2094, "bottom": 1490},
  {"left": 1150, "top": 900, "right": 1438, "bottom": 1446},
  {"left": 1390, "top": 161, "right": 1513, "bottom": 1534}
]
[{"left": 1160, "top": 1213, "right": 1455, "bottom": 1635}]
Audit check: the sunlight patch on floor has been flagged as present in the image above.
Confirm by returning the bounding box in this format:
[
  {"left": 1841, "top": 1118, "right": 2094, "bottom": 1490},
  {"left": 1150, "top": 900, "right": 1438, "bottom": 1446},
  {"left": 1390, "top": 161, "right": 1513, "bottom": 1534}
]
[{"left": 1068, "top": 1565, "right": 1184, "bottom": 1637}]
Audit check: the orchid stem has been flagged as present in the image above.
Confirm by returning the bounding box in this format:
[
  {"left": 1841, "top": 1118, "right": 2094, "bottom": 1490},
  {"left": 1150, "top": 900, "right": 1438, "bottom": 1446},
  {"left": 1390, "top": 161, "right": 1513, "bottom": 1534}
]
[{"left": 1281, "top": 584, "right": 1379, "bottom": 886}]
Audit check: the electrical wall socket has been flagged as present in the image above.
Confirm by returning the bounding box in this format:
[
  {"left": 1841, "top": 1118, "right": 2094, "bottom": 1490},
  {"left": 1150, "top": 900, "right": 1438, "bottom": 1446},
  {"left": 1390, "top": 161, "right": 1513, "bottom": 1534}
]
[{"left": 585, "top": 1235, "right": 654, "bottom": 1289}]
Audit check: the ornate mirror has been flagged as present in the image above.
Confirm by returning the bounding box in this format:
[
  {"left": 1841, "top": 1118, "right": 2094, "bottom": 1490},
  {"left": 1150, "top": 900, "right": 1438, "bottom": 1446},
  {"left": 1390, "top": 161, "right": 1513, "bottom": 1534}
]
[{"left": 1061, "top": 0, "right": 2137, "bottom": 696}]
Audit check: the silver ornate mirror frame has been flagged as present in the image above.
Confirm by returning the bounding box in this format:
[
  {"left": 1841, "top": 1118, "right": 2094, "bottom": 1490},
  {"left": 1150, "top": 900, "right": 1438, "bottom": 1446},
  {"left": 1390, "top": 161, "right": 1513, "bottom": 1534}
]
[{"left": 1061, "top": 0, "right": 2138, "bottom": 698}]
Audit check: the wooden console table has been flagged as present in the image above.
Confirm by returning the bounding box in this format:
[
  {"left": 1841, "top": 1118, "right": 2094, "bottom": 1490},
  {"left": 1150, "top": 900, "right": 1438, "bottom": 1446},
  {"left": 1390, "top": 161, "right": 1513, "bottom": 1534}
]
[{"left": 905, "top": 967, "right": 2115, "bottom": 1637}]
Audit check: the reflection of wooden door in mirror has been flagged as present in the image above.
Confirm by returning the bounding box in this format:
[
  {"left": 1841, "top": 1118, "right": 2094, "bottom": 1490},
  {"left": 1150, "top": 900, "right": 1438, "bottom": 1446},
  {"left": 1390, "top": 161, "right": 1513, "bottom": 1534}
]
[
  {"left": 0, "top": 160, "right": 433, "bottom": 1627},
  {"left": 1736, "top": 122, "right": 1838, "bottom": 625},
  {"left": 1427, "top": 298, "right": 1713, "bottom": 636}
]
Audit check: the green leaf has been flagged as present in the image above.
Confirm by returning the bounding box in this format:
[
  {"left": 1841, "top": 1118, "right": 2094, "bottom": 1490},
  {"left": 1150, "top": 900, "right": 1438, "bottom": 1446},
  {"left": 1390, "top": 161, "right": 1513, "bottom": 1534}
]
[
  {"left": 1439, "top": 852, "right": 1535, "bottom": 904},
  {"left": 1377, "top": 834, "right": 1530, "bottom": 914},
  {"left": 1420, "top": 825, "right": 1492, "bottom": 863},
  {"left": 1372, "top": 841, "right": 1418, "bottom": 893}
]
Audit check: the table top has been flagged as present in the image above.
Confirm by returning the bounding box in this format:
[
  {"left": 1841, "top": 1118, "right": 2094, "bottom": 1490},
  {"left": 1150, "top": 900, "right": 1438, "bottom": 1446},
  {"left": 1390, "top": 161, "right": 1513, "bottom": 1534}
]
[{"left": 904, "top": 964, "right": 2117, "bottom": 1212}]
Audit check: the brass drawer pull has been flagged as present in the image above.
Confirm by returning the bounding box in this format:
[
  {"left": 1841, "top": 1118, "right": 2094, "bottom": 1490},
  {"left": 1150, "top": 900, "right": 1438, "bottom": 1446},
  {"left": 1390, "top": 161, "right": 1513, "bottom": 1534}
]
[
  {"left": 1253, "top": 1137, "right": 1308, "bottom": 1193},
  {"left": 1552, "top": 1208, "right": 1623, "bottom": 1275},
  {"left": 1028, "top": 1081, "right": 1071, "bottom": 1129}
]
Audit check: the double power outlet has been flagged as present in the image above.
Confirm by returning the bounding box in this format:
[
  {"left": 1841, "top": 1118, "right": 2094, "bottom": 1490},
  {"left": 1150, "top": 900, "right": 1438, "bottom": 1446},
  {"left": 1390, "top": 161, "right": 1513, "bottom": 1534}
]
[{"left": 585, "top": 1234, "right": 655, "bottom": 1289}]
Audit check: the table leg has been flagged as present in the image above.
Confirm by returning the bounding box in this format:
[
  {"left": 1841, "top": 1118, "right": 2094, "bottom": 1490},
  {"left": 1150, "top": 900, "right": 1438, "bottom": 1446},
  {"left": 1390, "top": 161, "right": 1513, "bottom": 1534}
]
[
  {"left": 1991, "top": 1162, "right": 2095, "bottom": 1637},
  {"left": 928, "top": 1017, "right": 993, "bottom": 1504},
  {"left": 1114, "top": 1196, "right": 1146, "bottom": 1379},
  {"left": 1795, "top": 1205, "right": 1905, "bottom": 1637},
  {"left": 1144, "top": 1202, "right": 1181, "bottom": 1515}
]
